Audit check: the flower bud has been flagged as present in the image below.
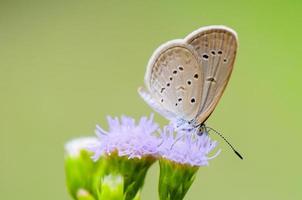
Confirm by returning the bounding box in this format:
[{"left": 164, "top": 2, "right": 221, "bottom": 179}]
[{"left": 64, "top": 137, "right": 100, "bottom": 199}]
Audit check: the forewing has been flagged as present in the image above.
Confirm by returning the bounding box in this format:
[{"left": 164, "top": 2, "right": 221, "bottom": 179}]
[
  {"left": 144, "top": 41, "right": 204, "bottom": 121},
  {"left": 185, "top": 26, "right": 238, "bottom": 124}
]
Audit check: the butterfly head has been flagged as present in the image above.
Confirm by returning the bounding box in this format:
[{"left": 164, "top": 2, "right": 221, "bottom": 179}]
[{"left": 196, "top": 124, "right": 208, "bottom": 136}]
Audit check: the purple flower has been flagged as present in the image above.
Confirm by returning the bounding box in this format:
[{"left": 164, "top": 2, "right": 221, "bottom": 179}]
[
  {"left": 91, "top": 114, "right": 160, "bottom": 160},
  {"left": 158, "top": 125, "right": 220, "bottom": 166}
]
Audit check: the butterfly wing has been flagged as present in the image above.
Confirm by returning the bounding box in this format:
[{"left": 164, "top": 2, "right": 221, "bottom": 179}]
[
  {"left": 143, "top": 40, "right": 204, "bottom": 122},
  {"left": 185, "top": 26, "right": 238, "bottom": 124},
  {"left": 138, "top": 87, "right": 177, "bottom": 121}
]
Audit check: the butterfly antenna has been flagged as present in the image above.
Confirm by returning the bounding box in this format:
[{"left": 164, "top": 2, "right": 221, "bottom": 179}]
[{"left": 206, "top": 126, "right": 243, "bottom": 160}]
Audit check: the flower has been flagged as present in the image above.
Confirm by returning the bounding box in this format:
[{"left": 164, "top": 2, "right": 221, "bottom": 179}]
[
  {"left": 158, "top": 125, "right": 220, "bottom": 166},
  {"left": 90, "top": 114, "right": 159, "bottom": 200},
  {"left": 91, "top": 114, "right": 160, "bottom": 160},
  {"left": 157, "top": 125, "right": 220, "bottom": 200}
]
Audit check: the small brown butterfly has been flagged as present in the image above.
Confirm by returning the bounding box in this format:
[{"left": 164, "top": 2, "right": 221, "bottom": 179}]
[
  {"left": 138, "top": 26, "right": 242, "bottom": 159},
  {"left": 139, "top": 25, "right": 237, "bottom": 131}
]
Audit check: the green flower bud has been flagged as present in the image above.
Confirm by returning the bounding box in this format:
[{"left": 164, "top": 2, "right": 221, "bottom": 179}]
[
  {"left": 76, "top": 189, "right": 96, "bottom": 200},
  {"left": 64, "top": 137, "right": 101, "bottom": 200}
]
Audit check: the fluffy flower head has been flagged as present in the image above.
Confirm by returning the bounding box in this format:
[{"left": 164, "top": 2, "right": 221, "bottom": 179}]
[
  {"left": 158, "top": 125, "right": 220, "bottom": 166},
  {"left": 91, "top": 114, "right": 160, "bottom": 160}
]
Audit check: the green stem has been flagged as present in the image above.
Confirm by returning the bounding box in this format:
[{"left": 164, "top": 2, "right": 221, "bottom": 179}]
[{"left": 158, "top": 159, "right": 199, "bottom": 200}]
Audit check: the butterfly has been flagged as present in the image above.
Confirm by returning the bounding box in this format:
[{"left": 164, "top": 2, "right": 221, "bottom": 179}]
[{"left": 138, "top": 25, "right": 238, "bottom": 136}]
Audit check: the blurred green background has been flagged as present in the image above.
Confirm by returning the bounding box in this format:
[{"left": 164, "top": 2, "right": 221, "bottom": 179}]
[{"left": 1, "top": 0, "right": 301, "bottom": 199}]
